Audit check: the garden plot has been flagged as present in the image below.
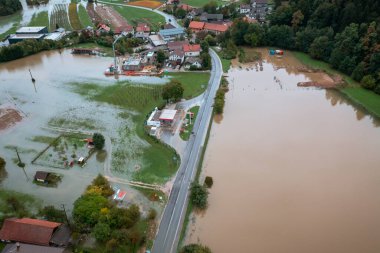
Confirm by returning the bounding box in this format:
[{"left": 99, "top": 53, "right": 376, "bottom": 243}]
[
  {"left": 95, "top": 5, "right": 130, "bottom": 29},
  {"left": 86, "top": 2, "right": 102, "bottom": 24},
  {"left": 50, "top": 4, "right": 72, "bottom": 31},
  {"left": 68, "top": 3, "right": 82, "bottom": 30},
  {"left": 32, "top": 134, "right": 94, "bottom": 169}
]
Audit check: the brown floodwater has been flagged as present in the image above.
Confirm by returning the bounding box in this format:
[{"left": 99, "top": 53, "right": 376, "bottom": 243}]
[{"left": 185, "top": 49, "right": 380, "bottom": 253}]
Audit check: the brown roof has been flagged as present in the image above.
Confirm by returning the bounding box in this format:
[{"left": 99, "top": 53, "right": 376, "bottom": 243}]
[
  {"left": 35, "top": 171, "right": 49, "bottom": 181},
  {"left": 136, "top": 23, "right": 150, "bottom": 32},
  {"left": 114, "top": 25, "right": 134, "bottom": 34},
  {"left": 183, "top": 44, "right": 201, "bottom": 52},
  {"left": 189, "top": 21, "right": 205, "bottom": 30},
  {"left": 0, "top": 218, "right": 62, "bottom": 246},
  {"left": 178, "top": 4, "right": 192, "bottom": 11},
  {"left": 204, "top": 23, "right": 228, "bottom": 32},
  {"left": 2, "top": 243, "right": 65, "bottom": 253},
  {"left": 167, "top": 40, "right": 189, "bottom": 51}
]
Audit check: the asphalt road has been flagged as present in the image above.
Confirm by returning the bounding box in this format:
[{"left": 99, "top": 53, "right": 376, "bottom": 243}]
[{"left": 152, "top": 49, "right": 223, "bottom": 253}]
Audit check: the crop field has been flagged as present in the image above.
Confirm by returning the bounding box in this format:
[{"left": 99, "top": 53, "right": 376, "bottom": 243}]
[
  {"left": 113, "top": 5, "right": 165, "bottom": 31},
  {"left": 128, "top": 0, "right": 163, "bottom": 9},
  {"left": 50, "top": 4, "right": 72, "bottom": 31},
  {"left": 86, "top": 2, "right": 102, "bottom": 24},
  {"left": 78, "top": 4, "right": 93, "bottom": 27},
  {"left": 68, "top": 3, "right": 82, "bottom": 30},
  {"left": 29, "top": 11, "right": 49, "bottom": 27},
  {"left": 32, "top": 134, "right": 93, "bottom": 169},
  {"left": 95, "top": 5, "right": 130, "bottom": 29}
]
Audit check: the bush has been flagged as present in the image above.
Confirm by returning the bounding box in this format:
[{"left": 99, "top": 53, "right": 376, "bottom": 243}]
[
  {"left": 93, "top": 133, "right": 105, "bottom": 150},
  {"left": 39, "top": 205, "right": 66, "bottom": 223},
  {"left": 162, "top": 80, "right": 184, "bottom": 102},
  {"left": 361, "top": 75, "right": 376, "bottom": 90},
  {"left": 204, "top": 176, "right": 213, "bottom": 188},
  {"left": 93, "top": 222, "right": 111, "bottom": 242},
  {"left": 190, "top": 183, "right": 208, "bottom": 210},
  {"left": 148, "top": 208, "right": 157, "bottom": 220},
  {"left": 181, "top": 244, "right": 212, "bottom": 253}
]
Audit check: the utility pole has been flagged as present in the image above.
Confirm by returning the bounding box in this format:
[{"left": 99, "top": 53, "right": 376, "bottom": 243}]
[
  {"left": 61, "top": 204, "right": 71, "bottom": 229},
  {"left": 112, "top": 34, "right": 125, "bottom": 75}
]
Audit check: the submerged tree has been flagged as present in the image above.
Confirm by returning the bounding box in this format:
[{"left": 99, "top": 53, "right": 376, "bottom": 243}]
[{"left": 93, "top": 133, "right": 105, "bottom": 150}]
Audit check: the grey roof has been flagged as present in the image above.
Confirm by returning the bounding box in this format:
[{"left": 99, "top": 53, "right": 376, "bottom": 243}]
[
  {"left": 50, "top": 225, "right": 71, "bottom": 247},
  {"left": 35, "top": 171, "right": 49, "bottom": 181},
  {"left": 159, "top": 28, "right": 185, "bottom": 37},
  {"left": 16, "top": 27, "right": 47, "bottom": 34},
  {"left": 252, "top": 0, "right": 267, "bottom": 3},
  {"left": 2, "top": 243, "right": 65, "bottom": 253},
  {"left": 9, "top": 34, "right": 45, "bottom": 39}
]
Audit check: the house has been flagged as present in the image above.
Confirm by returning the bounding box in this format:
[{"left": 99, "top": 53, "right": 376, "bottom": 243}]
[
  {"left": 122, "top": 58, "right": 143, "bottom": 71},
  {"left": 0, "top": 218, "right": 70, "bottom": 247},
  {"left": 167, "top": 40, "right": 189, "bottom": 51},
  {"left": 183, "top": 44, "right": 201, "bottom": 57},
  {"left": 114, "top": 25, "right": 134, "bottom": 35},
  {"left": 1, "top": 243, "right": 65, "bottom": 253},
  {"left": 149, "top": 34, "right": 167, "bottom": 47},
  {"left": 240, "top": 4, "right": 251, "bottom": 14},
  {"left": 147, "top": 107, "right": 161, "bottom": 127},
  {"left": 204, "top": 23, "right": 228, "bottom": 34},
  {"left": 189, "top": 21, "right": 205, "bottom": 32},
  {"left": 200, "top": 13, "right": 223, "bottom": 22},
  {"left": 185, "top": 57, "right": 202, "bottom": 69},
  {"left": 159, "top": 109, "right": 178, "bottom": 126},
  {"left": 135, "top": 23, "right": 150, "bottom": 39},
  {"left": 34, "top": 171, "right": 49, "bottom": 183},
  {"left": 178, "top": 4, "right": 192, "bottom": 11},
  {"left": 97, "top": 23, "right": 111, "bottom": 34},
  {"left": 158, "top": 28, "right": 185, "bottom": 41},
  {"left": 169, "top": 49, "right": 185, "bottom": 65},
  {"left": 251, "top": 0, "right": 268, "bottom": 20}
]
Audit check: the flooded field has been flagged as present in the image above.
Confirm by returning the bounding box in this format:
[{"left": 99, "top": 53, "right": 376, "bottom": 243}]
[
  {"left": 0, "top": 50, "right": 169, "bottom": 212},
  {"left": 185, "top": 49, "right": 380, "bottom": 253}
]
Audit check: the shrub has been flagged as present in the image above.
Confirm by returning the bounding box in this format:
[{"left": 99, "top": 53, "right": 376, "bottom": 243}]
[
  {"left": 93, "top": 133, "right": 105, "bottom": 150},
  {"left": 190, "top": 183, "right": 208, "bottom": 209},
  {"left": 204, "top": 176, "right": 213, "bottom": 188},
  {"left": 361, "top": 75, "right": 376, "bottom": 90}
]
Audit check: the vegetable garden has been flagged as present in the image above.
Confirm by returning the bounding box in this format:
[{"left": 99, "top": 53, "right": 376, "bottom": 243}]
[{"left": 50, "top": 4, "right": 72, "bottom": 31}]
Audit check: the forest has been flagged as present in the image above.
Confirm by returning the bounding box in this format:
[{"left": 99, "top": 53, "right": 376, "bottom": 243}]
[
  {"left": 0, "top": 0, "right": 22, "bottom": 16},
  {"left": 218, "top": 0, "right": 380, "bottom": 94}
]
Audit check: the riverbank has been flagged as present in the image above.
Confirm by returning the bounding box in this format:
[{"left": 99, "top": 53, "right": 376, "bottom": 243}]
[{"left": 293, "top": 51, "right": 380, "bottom": 118}]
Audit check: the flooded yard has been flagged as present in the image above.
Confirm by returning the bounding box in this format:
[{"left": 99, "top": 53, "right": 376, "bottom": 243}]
[
  {"left": 185, "top": 49, "right": 380, "bottom": 253},
  {"left": 0, "top": 50, "right": 170, "bottom": 212}
]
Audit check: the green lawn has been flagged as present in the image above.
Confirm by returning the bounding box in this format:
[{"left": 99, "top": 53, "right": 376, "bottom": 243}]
[
  {"left": 29, "top": 11, "right": 49, "bottom": 27},
  {"left": 180, "top": 106, "right": 199, "bottom": 141},
  {"left": 0, "top": 12, "right": 22, "bottom": 40},
  {"left": 78, "top": 4, "right": 93, "bottom": 28},
  {"left": 182, "top": 0, "right": 226, "bottom": 7},
  {"left": 341, "top": 87, "right": 380, "bottom": 118},
  {"left": 113, "top": 5, "right": 165, "bottom": 31},
  {"left": 213, "top": 48, "right": 231, "bottom": 73},
  {"left": 167, "top": 72, "right": 210, "bottom": 99}
]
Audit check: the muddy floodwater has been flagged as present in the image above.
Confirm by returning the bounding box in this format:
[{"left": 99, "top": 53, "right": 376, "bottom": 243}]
[
  {"left": 0, "top": 50, "right": 168, "bottom": 212},
  {"left": 186, "top": 49, "right": 380, "bottom": 253}
]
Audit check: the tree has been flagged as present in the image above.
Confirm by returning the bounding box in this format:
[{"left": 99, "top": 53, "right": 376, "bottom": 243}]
[
  {"left": 39, "top": 206, "right": 66, "bottom": 223},
  {"left": 291, "top": 10, "right": 304, "bottom": 30},
  {"left": 361, "top": 75, "right": 376, "bottom": 90},
  {"left": 181, "top": 244, "right": 212, "bottom": 253},
  {"left": 87, "top": 174, "right": 114, "bottom": 197},
  {"left": 203, "top": 1, "right": 217, "bottom": 14},
  {"left": 148, "top": 208, "right": 157, "bottom": 220},
  {"left": 93, "top": 133, "right": 105, "bottom": 150},
  {"left": 309, "top": 36, "right": 333, "bottom": 61},
  {"left": 200, "top": 41, "right": 209, "bottom": 52},
  {"left": 162, "top": 80, "right": 184, "bottom": 102},
  {"left": 190, "top": 183, "right": 208, "bottom": 209},
  {"left": 0, "top": 157, "right": 7, "bottom": 183},
  {"left": 93, "top": 222, "right": 111, "bottom": 242},
  {"left": 0, "top": 0, "right": 22, "bottom": 16},
  {"left": 201, "top": 52, "right": 211, "bottom": 70},
  {"left": 204, "top": 176, "right": 213, "bottom": 188},
  {"left": 175, "top": 8, "right": 187, "bottom": 19},
  {"left": 73, "top": 193, "right": 109, "bottom": 229},
  {"left": 156, "top": 50, "right": 166, "bottom": 64}
]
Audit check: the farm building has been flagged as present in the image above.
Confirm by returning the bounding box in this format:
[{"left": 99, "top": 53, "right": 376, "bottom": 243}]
[
  {"left": 149, "top": 34, "right": 167, "bottom": 47},
  {"left": 122, "top": 58, "right": 143, "bottom": 71},
  {"left": 114, "top": 25, "right": 134, "bottom": 35},
  {"left": 159, "top": 109, "right": 178, "bottom": 126},
  {"left": 189, "top": 21, "right": 205, "bottom": 32},
  {"left": 34, "top": 171, "right": 49, "bottom": 183},
  {"left": 1, "top": 243, "right": 65, "bottom": 253},
  {"left": 167, "top": 40, "right": 189, "bottom": 51},
  {"left": 16, "top": 26, "right": 48, "bottom": 34},
  {"left": 135, "top": 23, "right": 151, "bottom": 39},
  {"left": 183, "top": 44, "right": 201, "bottom": 57},
  {"left": 8, "top": 33, "right": 45, "bottom": 44},
  {"left": 203, "top": 23, "right": 228, "bottom": 34},
  {"left": 159, "top": 28, "right": 185, "bottom": 41},
  {"left": 147, "top": 107, "right": 161, "bottom": 127},
  {"left": 0, "top": 218, "right": 70, "bottom": 247},
  {"left": 200, "top": 13, "right": 223, "bottom": 22},
  {"left": 185, "top": 57, "right": 202, "bottom": 69},
  {"left": 169, "top": 49, "right": 185, "bottom": 65}
]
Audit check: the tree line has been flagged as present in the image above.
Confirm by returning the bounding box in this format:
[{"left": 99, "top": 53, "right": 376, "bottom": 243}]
[
  {"left": 217, "top": 0, "right": 380, "bottom": 94},
  {"left": 0, "top": 0, "right": 22, "bottom": 16}
]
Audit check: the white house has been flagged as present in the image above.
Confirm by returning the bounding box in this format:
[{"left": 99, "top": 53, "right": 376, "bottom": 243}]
[
  {"left": 183, "top": 44, "right": 201, "bottom": 57},
  {"left": 169, "top": 49, "right": 185, "bottom": 65},
  {"left": 240, "top": 4, "right": 251, "bottom": 14}
]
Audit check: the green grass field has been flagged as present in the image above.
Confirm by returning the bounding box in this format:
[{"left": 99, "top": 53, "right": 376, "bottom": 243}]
[
  {"left": 180, "top": 106, "right": 200, "bottom": 141},
  {"left": 29, "top": 11, "right": 49, "bottom": 27},
  {"left": 292, "top": 51, "right": 380, "bottom": 118},
  {"left": 213, "top": 48, "right": 231, "bottom": 73},
  {"left": 113, "top": 5, "right": 165, "bottom": 31},
  {"left": 0, "top": 12, "right": 22, "bottom": 40},
  {"left": 78, "top": 4, "right": 93, "bottom": 27},
  {"left": 182, "top": 0, "right": 226, "bottom": 7},
  {"left": 167, "top": 72, "right": 210, "bottom": 99},
  {"left": 341, "top": 88, "right": 380, "bottom": 118}
]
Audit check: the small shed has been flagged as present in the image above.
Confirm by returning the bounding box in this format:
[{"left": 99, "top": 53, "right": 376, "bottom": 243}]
[
  {"left": 34, "top": 171, "right": 49, "bottom": 183},
  {"left": 159, "top": 109, "right": 177, "bottom": 126},
  {"left": 113, "top": 189, "right": 127, "bottom": 201}
]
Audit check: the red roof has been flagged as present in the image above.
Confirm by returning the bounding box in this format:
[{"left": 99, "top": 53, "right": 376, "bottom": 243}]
[
  {"left": 183, "top": 44, "right": 201, "bottom": 52},
  {"left": 189, "top": 21, "right": 205, "bottom": 30},
  {"left": 178, "top": 4, "right": 193, "bottom": 11},
  {"left": 114, "top": 25, "right": 134, "bottom": 34},
  {"left": 204, "top": 23, "right": 228, "bottom": 32},
  {"left": 0, "top": 218, "right": 61, "bottom": 246},
  {"left": 136, "top": 23, "right": 150, "bottom": 32}
]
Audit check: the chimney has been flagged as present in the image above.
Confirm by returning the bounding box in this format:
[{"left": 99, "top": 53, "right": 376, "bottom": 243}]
[{"left": 16, "top": 242, "right": 20, "bottom": 251}]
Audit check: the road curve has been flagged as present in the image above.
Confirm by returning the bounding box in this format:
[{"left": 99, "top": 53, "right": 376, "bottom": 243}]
[{"left": 152, "top": 49, "right": 223, "bottom": 253}]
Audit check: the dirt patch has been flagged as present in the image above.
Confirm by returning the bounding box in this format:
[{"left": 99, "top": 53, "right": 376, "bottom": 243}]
[
  {"left": 0, "top": 108, "right": 22, "bottom": 130},
  {"left": 128, "top": 0, "right": 163, "bottom": 9},
  {"left": 86, "top": 3, "right": 102, "bottom": 24},
  {"left": 95, "top": 5, "right": 130, "bottom": 29},
  {"left": 298, "top": 73, "right": 344, "bottom": 89}
]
